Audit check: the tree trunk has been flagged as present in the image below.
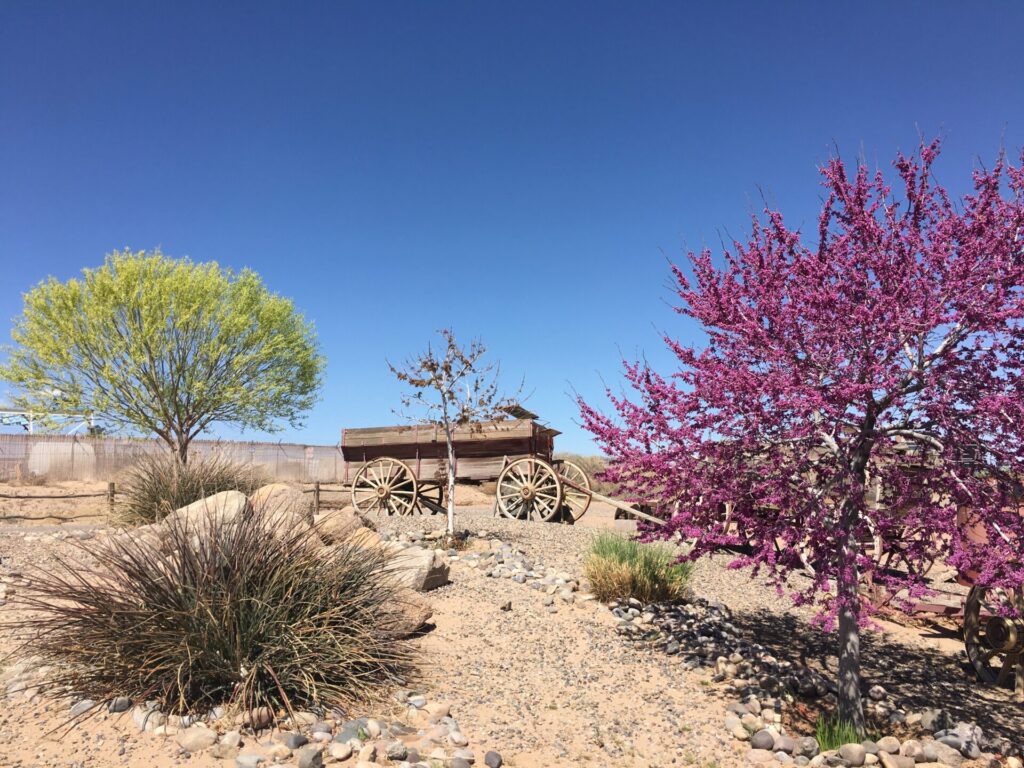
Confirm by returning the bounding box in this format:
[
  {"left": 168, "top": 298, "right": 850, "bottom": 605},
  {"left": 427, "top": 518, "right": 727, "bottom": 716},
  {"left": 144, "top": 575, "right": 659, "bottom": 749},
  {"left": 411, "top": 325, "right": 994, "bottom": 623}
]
[
  {"left": 444, "top": 430, "right": 456, "bottom": 536},
  {"left": 175, "top": 438, "right": 190, "bottom": 466},
  {"left": 836, "top": 526, "right": 866, "bottom": 735}
]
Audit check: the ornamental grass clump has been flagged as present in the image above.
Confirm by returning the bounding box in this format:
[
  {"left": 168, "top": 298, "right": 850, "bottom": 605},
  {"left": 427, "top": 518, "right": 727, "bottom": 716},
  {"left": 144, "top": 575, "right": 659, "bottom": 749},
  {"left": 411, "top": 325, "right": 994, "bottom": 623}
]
[
  {"left": 117, "top": 450, "right": 266, "bottom": 526},
  {"left": 584, "top": 531, "right": 692, "bottom": 603},
  {"left": 11, "top": 505, "right": 413, "bottom": 718}
]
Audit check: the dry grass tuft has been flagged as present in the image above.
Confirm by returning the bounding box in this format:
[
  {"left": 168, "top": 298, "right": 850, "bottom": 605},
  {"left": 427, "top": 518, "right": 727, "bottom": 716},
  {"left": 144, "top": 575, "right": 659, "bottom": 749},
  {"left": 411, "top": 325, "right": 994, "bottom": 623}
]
[
  {"left": 10, "top": 505, "right": 414, "bottom": 719},
  {"left": 117, "top": 451, "right": 266, "bottom": 526},
  {"left": 584, "top": 532, "right": 692, "bottom": 603}
]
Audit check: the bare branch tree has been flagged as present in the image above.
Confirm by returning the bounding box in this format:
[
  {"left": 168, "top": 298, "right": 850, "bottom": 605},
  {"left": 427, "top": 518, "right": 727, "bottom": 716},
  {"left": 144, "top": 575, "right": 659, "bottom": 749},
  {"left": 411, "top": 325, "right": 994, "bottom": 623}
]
[{"left": 388, "top": 329, "right": 521, "bottom": 535}]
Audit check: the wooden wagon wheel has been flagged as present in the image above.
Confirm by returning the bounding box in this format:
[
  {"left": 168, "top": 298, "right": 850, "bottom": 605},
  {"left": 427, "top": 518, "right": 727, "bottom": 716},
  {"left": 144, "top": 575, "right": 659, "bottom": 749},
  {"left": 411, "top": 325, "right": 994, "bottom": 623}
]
[
  {"left": 557, "top": 460, "right": 592, "bottom": 521},
  {"left": 417, "top": 481, "right": 444, "bottom": 515},
  {"left": 350, "top": 458, "right": 418, "bottom": 516},
  {"left": 963, "top": 586, "right": 1024, "bottom": 700},
  {"left": 496, "top": 457, "right": 564, "bottom": 522}
]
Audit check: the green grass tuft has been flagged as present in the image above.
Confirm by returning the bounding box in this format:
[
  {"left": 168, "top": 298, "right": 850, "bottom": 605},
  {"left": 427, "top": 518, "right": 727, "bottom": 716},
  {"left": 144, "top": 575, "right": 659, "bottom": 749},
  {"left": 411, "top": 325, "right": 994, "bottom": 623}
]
[
  {"left": 584, "top": 531, "right": 692, "bottom": 603},
  {"left": 814, "top": 715, "right": 869, "bottom": 750}
]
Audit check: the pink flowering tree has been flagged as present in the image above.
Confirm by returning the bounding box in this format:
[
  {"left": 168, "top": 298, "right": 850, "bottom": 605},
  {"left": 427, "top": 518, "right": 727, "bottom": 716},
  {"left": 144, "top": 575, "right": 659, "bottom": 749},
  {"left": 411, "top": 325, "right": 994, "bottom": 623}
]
[{"left": 580, "top": 141, "right": 1024, "bottom": 732}]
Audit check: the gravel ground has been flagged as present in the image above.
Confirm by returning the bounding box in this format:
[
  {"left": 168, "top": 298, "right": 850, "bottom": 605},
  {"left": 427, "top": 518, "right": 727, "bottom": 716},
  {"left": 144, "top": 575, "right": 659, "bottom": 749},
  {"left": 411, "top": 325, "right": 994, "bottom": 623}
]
[{"left": 0, "top": 502, "right": 1021, "bottom": 768}]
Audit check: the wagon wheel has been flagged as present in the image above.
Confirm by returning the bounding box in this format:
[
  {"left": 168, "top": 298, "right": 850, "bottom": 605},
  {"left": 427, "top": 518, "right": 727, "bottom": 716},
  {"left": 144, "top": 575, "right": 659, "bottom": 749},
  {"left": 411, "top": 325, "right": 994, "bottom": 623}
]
[
  {"left": 350, "top": 458, "right": 418, "bottom": 516},
  {"left": 963, "top": 586, "right": 1024, "bottom": 700},
  {"left": 417, "top": 481, "right": 444, "bottom": 515},
  {"left": 496, "top": 457, "right": 564, "bottom": 522},
  {"left": 557, "top": 460, "right": 592, "bottom": 521}
]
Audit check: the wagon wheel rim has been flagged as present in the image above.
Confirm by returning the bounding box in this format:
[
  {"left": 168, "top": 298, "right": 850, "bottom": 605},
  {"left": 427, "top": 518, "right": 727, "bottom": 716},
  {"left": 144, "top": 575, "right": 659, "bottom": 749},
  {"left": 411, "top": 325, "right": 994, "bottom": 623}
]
[
  {"left": 963, "top": 586, "right": 1024, "bottom": 699},
  {"left": 496, "top": 457, "right": 563, "bottom": 522},
  {"left": 350, "top": 458, "right": 418, "bottom": 516},
  {"left": 557, "top": 460, "right": 592, "bottom": 521}
]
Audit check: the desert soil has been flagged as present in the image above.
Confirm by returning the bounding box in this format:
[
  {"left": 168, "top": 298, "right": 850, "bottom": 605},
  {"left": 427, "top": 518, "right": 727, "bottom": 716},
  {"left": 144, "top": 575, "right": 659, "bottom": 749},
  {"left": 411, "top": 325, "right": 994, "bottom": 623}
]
[{"left": 0, "top": 491, "right": 1021, "bottom": 768}]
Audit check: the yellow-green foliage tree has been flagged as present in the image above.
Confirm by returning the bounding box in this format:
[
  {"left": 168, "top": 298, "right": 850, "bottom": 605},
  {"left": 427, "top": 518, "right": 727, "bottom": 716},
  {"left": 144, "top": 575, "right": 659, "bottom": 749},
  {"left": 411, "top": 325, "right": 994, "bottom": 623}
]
[{"left": 1, "top": 249, "right": 324, "bottom": 463}]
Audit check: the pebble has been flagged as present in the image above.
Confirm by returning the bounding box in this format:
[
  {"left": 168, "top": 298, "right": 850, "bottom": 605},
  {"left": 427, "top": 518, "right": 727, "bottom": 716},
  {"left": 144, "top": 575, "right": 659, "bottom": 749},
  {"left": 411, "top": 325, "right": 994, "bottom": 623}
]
[
  {"left": 108, "top": 696, "right": 132, "bottom": 713},
  {"left": 751, "top": 730, "right": 775, "bottom": 750},
  {"left": 175, "top": 725, "right": 218, "bottom": 752},
  {"left": 329, "top": 742, "right": 353, "bottom": 761},
  {"left": 69, "top": 699, "right": 95, "bottom": 718},
  {"left": 279, "top": 732, "right": 309, "bottom": 749},
  {"left": 235, "top": 756, "right": 266, "bottom": 768},
  {"left": 386, "top": 741, "right": 409, "bottom": 760},
  {"left": 296, "top": 744, "right": 323, "bottom": 768},
  {"left": 484, "top": 750, "right": 503, "bottom": 767}
]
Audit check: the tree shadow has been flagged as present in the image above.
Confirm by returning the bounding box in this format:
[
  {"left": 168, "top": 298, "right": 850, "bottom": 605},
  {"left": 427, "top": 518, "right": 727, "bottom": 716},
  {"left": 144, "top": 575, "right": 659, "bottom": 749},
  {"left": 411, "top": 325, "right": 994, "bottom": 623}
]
[{"left": 729, "top": 608, "right": 1024, "bottom": 743}]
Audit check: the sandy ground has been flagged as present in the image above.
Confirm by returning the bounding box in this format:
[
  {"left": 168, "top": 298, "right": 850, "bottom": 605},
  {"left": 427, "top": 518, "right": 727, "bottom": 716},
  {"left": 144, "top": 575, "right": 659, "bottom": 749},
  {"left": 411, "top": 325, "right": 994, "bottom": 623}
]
[
  {"left": 0, "top": 480, "right": 113, "bottom": 523},
  {"left": 0, "top": 493, "right": 1021, "bottom": 767}
]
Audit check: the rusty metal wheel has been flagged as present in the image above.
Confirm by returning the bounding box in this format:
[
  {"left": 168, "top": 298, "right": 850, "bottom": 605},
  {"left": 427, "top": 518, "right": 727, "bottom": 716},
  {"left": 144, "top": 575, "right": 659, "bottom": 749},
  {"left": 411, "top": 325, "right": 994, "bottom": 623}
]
[
  {"left": 350, "top": 457, "right": 418, "bottom": 516},
  {"left": 496, "top": 457, "right": 563, "bottom": 522},
  {"left": 964, "top": 585, "right": 1024, "bottom": 700},
  {"left": 557, "top": 460, "right": 592, "bottom": 521}
]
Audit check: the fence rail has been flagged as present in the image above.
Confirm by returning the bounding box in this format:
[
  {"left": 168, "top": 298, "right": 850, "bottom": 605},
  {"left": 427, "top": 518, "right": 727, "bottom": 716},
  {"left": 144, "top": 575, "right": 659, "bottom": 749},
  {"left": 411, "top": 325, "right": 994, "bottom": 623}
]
[{"left": 0, "top": 433, "right": 346, "bottom": 484}]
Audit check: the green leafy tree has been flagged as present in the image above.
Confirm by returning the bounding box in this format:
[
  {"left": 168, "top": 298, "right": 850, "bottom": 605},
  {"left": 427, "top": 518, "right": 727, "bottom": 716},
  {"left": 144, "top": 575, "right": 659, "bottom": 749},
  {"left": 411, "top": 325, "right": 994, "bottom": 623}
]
[{"left": 1, "top": 249, "right": 324, "bottom": 463}]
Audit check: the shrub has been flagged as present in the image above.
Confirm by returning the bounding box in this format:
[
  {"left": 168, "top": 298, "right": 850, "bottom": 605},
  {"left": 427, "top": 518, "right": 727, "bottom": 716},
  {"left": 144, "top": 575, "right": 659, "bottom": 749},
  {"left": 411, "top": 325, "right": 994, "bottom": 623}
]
[
  {"left": 12, "top": 505, "right": 413, "bottom": 718},
  {"left": 117, "top": 450, "right": 266, "bottom": 526},
  {"left": 584, "top": 532, "right": 692, "bottom": 603}
]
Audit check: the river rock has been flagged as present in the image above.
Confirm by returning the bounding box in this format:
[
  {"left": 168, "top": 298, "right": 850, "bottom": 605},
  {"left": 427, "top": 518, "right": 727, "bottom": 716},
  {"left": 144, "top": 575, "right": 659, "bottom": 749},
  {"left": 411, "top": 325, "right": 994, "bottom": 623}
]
[
  {"left": 176, "top": 725, "right": 218, "bottom": 752},
  {"left": 880, "top": 753, "right": 916, "bottom": 768},
  {"left": 751, "top": 730, "right": 776, "bottom": 750},
  {"left": 296, "top": 745, "right": 323, "bottom": 768},
  {"left": 839, "top": 743, "right": 866, "bottom": 767},
  {"left": 795, "top": 737, "right": 820, "bottom": 758},
  {"left": 876, "top": 738, "right": 901, "bottom": 755}
]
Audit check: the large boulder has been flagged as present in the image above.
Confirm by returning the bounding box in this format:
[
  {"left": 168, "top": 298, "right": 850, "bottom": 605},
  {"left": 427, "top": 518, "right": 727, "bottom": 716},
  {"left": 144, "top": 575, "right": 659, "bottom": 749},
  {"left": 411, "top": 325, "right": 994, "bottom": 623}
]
[
  {"left": 314, "top": 507, "right": 372, "bottom": 544},
  {"left": 388, "top": 546, "right": 450, "bottom": 592},
  {"left": 391, "top": 588, "right": 433, "bottom": 637},
  {"left": 112, "top": 491, "right": 250, "bottom": 551},
  {"left": 163, "top": 490, "right": 251, "bottom": 532},
  {"left": 249, "top": 483, "right": 313, "bottom": 532}
]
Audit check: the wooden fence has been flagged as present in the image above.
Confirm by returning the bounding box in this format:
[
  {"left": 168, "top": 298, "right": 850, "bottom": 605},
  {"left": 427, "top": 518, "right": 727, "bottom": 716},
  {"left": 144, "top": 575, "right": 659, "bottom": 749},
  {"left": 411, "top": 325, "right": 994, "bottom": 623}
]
[{"left": 0, "top": 433, "right": 346, "bottom": 484}]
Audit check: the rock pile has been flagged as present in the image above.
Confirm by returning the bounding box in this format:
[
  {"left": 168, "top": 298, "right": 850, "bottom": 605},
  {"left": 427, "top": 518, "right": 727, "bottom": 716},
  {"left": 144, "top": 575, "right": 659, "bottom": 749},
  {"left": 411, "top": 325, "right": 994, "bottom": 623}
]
[
  {"left": 604, "top": 596, "right": 1022, "bottom": 766},
  {"left": 120, "top": 690, "right": 501, "bottom": 768},
  {"left": 612, "top": 597, "right": 832, "bottom": 698}
]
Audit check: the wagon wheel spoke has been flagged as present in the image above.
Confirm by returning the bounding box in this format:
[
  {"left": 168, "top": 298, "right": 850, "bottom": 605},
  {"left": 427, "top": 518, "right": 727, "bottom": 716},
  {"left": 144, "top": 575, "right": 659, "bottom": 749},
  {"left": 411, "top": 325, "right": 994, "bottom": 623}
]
[
  {"left": 996, "top": 654, "right": 1017, "bottom": 686},
  {"left": 557, "top": 461, "right": 593, "bottom": 521}
]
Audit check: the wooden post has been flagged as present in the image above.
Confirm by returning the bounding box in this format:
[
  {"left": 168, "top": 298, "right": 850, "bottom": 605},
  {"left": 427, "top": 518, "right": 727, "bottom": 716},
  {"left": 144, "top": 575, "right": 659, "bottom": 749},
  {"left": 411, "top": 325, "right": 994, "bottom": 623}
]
[
  {"left": 312, "top": 481, "right": 320, "bottom": 518},
  {"left": 107, "top": 482, "right": 116, "bottom": 510}
]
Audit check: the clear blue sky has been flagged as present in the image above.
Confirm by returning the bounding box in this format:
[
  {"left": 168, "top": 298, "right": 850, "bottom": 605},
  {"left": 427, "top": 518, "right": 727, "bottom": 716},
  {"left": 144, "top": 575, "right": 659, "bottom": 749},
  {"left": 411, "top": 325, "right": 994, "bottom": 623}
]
[{"left": 2, "top": 2, "right": 1023, "bottom": 452}]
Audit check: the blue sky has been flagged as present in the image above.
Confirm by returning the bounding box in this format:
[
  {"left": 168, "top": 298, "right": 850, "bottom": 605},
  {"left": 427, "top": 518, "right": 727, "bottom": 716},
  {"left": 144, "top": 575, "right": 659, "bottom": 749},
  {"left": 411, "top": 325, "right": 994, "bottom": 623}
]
[{"left": 2, "top": 2, "right": 1023, "bottom": 452}]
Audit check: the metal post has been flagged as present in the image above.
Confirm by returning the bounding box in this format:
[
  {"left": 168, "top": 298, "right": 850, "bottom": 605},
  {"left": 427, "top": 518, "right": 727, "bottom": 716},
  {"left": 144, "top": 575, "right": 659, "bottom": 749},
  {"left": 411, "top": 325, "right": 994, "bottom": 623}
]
[
  {"left": 107, "top": 482, "right": 116, "bottom": 510},
  {"left": 313, "top": 481, "right": 320, "bottom": 518}
]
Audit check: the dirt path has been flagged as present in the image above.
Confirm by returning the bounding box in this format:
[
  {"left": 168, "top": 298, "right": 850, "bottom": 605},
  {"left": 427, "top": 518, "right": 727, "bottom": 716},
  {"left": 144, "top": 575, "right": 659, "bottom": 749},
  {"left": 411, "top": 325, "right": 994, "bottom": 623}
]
[{"left": 418, "top": 548, "right": 742, "bottom": 768}]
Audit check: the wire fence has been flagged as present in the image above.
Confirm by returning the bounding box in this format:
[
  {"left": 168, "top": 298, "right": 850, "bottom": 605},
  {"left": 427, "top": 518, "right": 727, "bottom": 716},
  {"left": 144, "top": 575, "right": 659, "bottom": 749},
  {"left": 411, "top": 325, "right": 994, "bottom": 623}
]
[{"left": 0, "top": 433, "right": 346, "bottom": 484}]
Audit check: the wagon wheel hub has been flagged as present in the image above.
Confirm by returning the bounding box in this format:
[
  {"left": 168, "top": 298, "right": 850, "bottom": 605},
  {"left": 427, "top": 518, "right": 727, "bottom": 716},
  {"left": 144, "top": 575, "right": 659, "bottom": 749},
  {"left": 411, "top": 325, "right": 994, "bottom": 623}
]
[
  {"left": 520, "top": 485, "right": 536, "bottom": 501},
  {"left": 984, "top": 617, "right": 1024, "bottom": 653},
  {"left": 376, "top": 486, "right": 391, "bottom": 499}
]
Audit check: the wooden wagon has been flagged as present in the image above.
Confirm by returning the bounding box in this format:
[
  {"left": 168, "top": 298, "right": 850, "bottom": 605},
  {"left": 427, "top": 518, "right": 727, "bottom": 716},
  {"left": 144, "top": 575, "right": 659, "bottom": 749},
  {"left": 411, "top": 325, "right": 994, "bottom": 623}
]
[{"left": 340, "top": 409, "right": 666, "bottom": 524}]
